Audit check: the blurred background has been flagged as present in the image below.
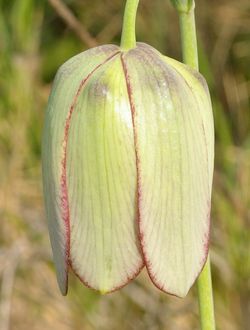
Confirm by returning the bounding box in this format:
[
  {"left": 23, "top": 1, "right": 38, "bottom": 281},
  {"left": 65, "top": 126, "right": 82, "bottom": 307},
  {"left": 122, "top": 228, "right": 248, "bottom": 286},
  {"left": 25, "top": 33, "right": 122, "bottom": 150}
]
[{"left": 0, "top": 0, "right": 249, "bottom": 329}]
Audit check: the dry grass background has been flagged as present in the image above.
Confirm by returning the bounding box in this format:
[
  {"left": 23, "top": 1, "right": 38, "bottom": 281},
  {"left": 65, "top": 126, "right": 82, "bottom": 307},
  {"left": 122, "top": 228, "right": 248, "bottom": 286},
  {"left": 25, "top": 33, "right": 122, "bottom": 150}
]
[{"left": 0, "top": 0, "right": 249, "bottom": 329}]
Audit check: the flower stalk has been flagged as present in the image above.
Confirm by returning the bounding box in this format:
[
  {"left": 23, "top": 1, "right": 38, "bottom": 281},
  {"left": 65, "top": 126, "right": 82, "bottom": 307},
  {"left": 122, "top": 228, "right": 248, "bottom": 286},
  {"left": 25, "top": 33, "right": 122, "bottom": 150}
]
[
  {"left": 179, "top": 8, "right": 198, "bottom": 69},
  {"left": 197, "top": 255, "right": 216, "bottom": 330},
  {"left": 120, "top": 0, "right": 139, "bottom": 50},
  {"left": 172, "top": 1, "right": 216, "bottom": 328}
]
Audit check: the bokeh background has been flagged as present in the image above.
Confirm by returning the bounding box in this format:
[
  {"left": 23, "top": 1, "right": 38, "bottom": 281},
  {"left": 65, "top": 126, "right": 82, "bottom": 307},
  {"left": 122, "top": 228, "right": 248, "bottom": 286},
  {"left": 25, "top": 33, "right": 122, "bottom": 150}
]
[{"left": 0, "top": 0, "right": 249, "bottom": 329}]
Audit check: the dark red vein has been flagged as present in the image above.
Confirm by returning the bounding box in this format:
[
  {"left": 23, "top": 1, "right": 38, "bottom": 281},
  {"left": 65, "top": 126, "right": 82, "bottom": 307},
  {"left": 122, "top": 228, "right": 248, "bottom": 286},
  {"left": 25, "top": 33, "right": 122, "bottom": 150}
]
[
  {"left": 121, "top": 51, "right": 184, "bottom": 297},
  {"left": 120, "top": 54, "right": 145, "bottom": 261},
  {"left": 60, "top": 50, "right": 120, "bottom": 278},
  {"left": 121, "top": 54, "right": 164, "bottom": 293}
]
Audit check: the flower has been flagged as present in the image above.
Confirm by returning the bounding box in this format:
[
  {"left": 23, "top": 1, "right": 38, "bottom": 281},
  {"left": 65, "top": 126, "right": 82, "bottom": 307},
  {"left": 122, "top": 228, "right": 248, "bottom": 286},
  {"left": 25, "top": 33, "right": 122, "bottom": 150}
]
[{"left": 42, "top": 42, "right": 214, "bottom": 298}]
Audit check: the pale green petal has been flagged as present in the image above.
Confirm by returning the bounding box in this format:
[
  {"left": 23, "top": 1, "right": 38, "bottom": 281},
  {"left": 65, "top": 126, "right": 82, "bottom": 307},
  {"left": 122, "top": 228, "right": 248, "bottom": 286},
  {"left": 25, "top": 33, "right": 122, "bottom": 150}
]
[
  {"left": 66, "top": 55, "right": 143, "bottom": 293},
  {"left": 123, "top": 43, "right": 214, "bottom": 297},
  {"left": 161, "top": 54, "right": 214, "bottom": 192},
  {"left": 42, "top": 45, "right": 119, "bottom": 295}
]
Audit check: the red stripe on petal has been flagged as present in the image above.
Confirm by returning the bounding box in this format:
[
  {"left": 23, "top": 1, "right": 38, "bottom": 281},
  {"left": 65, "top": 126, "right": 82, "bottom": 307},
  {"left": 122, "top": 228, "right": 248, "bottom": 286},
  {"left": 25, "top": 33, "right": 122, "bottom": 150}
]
[
  {"left": 69, "top": 259, "right": 144, "bottom": 294},
  {"left": 121, "top": 53, "right": 187, "bottom": 297},
  {"left": 60, "top": 51, "right": 121, "bottom": 274},
  {"left": 120, "top": 54, "right": 145, "bottom": 257}
]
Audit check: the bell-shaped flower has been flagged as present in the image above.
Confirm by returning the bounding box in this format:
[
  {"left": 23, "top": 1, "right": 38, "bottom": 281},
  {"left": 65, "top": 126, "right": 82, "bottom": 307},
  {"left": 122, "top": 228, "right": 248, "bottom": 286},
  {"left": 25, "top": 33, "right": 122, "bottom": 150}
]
[{"left": 42, "top": 42, "right": 214, "bottom": 298}]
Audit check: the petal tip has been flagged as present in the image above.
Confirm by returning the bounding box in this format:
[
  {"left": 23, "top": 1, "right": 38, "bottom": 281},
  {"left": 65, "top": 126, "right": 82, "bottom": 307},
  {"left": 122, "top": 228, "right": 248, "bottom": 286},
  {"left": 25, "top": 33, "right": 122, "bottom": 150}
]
[
  {"left": 56, "top": 281, "right": 68, "bottom": 296},
  {"left": 53, "top": 261, "right": 69, "bottom": 296},
  {"left": 70, "top": 259, "right": 144, "bottom": 294}
]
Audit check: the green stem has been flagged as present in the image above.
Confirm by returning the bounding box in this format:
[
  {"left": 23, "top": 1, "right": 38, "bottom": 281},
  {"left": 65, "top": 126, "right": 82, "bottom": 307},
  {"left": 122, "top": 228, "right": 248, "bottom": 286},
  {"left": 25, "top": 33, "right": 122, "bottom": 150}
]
[
  {"left": 197, "top": 255, "right": 216, "bottom": 330},
  {"left": 179, "top": 9, "right": 198, "bottom": 69},
  {"left": 120, "top": 0, "right": 139, "bottom": 50},
  {"left": 178, "top": 4, "right": 216, "bottom": 330}
]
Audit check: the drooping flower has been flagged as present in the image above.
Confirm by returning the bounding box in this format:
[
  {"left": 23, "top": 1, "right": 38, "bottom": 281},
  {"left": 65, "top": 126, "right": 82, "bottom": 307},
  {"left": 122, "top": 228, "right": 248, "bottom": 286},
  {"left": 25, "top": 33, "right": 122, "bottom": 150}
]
[{"left": 42, "top": 42, "right": 214, "bottom": 298}]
